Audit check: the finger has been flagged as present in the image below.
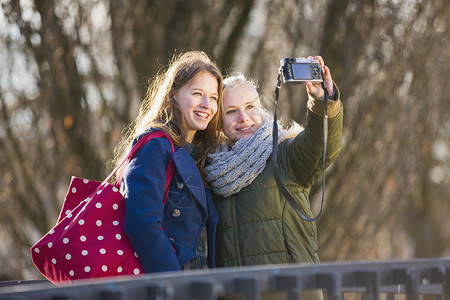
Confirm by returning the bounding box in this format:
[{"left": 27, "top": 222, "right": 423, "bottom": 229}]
[
  {"left": 323, "top": 65, "right": 331, "bottom": 79},
  {"left": 315, "top": 56, "right": 324, "bottom": 67},
  {"left": 322, "top": 66, "right": 334, "bottom": 94},
  {"left": 304, "top": 81, "right": 311, "bottom": 93},
  {"left": 305, "top": 81, "right": 314, "bottom": 93},
  {"left": 305, "top": 81, "right": 324, "bottom": 98}
]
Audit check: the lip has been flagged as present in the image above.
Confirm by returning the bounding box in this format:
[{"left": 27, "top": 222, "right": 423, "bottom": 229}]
[
  {"left": 194, "top": 111, "right": 210, "bottom": 121},
  {"left": 236, "top": 125, "right": 254, "bottom": 133}
]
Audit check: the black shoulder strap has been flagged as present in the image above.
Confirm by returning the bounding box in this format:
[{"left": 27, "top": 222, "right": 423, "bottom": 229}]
[{"left": 271, "top": 72, "right": 328, "bottom": 222}]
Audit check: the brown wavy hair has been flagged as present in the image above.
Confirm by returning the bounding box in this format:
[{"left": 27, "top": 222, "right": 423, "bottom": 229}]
[{"left": 112, "top": 51, "right": 223, "bottom": 183}]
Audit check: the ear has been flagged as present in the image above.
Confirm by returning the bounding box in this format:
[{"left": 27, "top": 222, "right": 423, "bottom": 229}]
[{"left": 172, "top": 92, "right": 178, "bottom": 103}]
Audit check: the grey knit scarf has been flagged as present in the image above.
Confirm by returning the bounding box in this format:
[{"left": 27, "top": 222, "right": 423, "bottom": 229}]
[{"left": 205, "top": 115, "right": 289, "bottom": 197}]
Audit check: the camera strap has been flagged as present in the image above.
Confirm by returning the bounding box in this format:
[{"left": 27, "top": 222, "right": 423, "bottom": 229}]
[{"left": 272, "top": 70, "right": 328, "bottom": 222}]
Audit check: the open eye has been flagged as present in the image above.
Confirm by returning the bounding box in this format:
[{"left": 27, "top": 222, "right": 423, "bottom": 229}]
[
  {"left": 210, "top": 96, "right": 218, "bottom": 102},
  {"left": 246, "top": 105, "right": 254, "bottom": 110},
  {"left": 225, "top": 109, "right": 236, "bottom": 115}
]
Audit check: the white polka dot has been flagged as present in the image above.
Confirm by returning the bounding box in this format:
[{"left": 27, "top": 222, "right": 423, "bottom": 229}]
[
  {"left": 49, "top": 230, "right": 55, "bottom": 235},
  {"left": 82, "top": 250, "right": 88, "bottom": 256},
  {"left": 71, "top": 187, "right": 77, "bottom": 193},
  {"left": 96, "top": 190, "right": 102, "bottom": 195},
  {"left": 113, "top": 204, "right": 118, "bottom": 210},
  {"left": 65, "top": 254, "right": 71, "bottom": 260},
  {"left": 116, "top": 234, "right": 122, "bottom": 240},
  {"left": 83, "top": 179, "right": 89, "bottom": 184},
  {"left": 52, "top": 258, "right": 56, "bottom": 264},
  {"left": 98, "top": 235, "right": 104, "bottom": 240},
  {"left": 99, "top": 248, "right": 106, "bottom": 254},
  {"left": 134, "top": 269, "right": 140, "bottom": 275},
  {"left": 117, "top": 250, "right": 123, "bottom": 255},
  {"left": 34, "top": 248, "right": 40, "bottom": 253},
  {"left": 47, "top": 242, "right": 53, "bottom": 248},
  {"left": 117, "top": 267, "right": 123, "bottom": 273},
  {"left": 63, "top": 238, "right": 69, "bottom": 244},
  {"left": 69, "top": 270, "right": 74, "bottom": 276},
  {"left": 113, "top": 221, "right": 119, "bottom": 226},
  {"left": 84, "top": 266, "right": 91, "bottom": 272},
  {"left": 102, "top": 265, "right": 107, "bottom": 272},
  {"left": 80, "top": 236, "right": 87, "bottom": 242},
  {"left": 64, "top": 225, "right": 69, "bottom": 230},
  {"left": 134, "top": 252, "right": 138, "bottom": 258},
  {"left": 67, "top": 213, "right": 72, "bottom": 218},
  {"left": 84, "top": 197, "right": 90, "bottom": 202},
  {"left": 112, "top": 187, "right": 119, "bottom": 192},
  {"left": 65, "top": 210, "right": 71, "bottom": 215},
  {"left": 96, "top": 220, "right": 102, "bottom": 226},
  {"left": 78, "top": 219, "right": 85, "bottom": 225},
  {"left": 95, "top": 203, "right": 102, "bottom": 208}
]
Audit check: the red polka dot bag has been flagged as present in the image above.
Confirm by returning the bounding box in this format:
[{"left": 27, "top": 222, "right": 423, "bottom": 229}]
[{"left": 30, "top": 131, "right": 174, "bottom": 285}]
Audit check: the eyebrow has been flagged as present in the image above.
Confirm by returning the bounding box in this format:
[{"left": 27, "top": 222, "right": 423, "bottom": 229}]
[
  {"left": 191, "top": 87, "right": 219, "bottom": 96},
  {"left": 225, "top": 98, "right": 259, "bottom": 110}
]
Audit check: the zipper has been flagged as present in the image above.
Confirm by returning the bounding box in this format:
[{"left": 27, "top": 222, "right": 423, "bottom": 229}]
[{"left": 231, "top": 196, "right": 242, "bottom": 265}]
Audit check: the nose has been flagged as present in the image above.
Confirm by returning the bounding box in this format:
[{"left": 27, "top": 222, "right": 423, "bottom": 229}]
[
  {"left": 200, "top": 95, "right": 212, "bottom": 109},
  {"left": 237, "top": 110, "right": 248, "bottom": 123}
]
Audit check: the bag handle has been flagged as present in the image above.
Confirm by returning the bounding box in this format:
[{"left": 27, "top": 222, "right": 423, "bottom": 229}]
[{"left": 103, "top": 131, "right": 175, "bottom": 204}]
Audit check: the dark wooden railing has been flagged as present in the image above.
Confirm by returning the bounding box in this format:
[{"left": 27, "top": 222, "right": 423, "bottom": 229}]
[{"left": 1, "top": 258, "right": 450, "bottom": 299}]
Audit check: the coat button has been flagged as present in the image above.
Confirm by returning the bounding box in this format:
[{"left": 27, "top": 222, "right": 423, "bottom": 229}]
[
  {"left": 177, "top": 182, "right": 184, "bottom": 189},
  {"left": 171, "top": 209, "right": 181, "bottom": 217}
]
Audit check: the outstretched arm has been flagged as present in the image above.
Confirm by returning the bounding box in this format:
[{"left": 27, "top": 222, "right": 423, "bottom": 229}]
[{"left": 279, "top": 56, "right": 343, "bottom": 187}]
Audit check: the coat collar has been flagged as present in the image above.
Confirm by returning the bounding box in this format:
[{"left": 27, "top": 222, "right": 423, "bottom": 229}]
[{"left": 171, "top": 147, "right": 207, "bottom": 210}]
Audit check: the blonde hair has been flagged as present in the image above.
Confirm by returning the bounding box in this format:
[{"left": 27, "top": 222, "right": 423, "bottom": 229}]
[
  {"left": 113, "top": 51, "right": 223, "bottom": 181},
  {"left": 223, "top": 73, "right": 259, "bottom": 94}
]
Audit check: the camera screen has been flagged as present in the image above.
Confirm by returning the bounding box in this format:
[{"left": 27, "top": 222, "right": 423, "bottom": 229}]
[{"left": 292, "top": 64, "right": 313, "bottom": 80}]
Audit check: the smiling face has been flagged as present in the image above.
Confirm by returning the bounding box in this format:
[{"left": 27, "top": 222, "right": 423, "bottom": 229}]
[
  {"left": 222, "top": 84, "right": 263, "bottom": 142},
  {"left": 174, "top": 71, "right": 219, "bottom": 143}
]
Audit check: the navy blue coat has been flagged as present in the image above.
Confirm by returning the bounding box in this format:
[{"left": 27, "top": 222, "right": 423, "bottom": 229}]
[{"left": 122, "top": 132, "right": 219, "bottom": 273}]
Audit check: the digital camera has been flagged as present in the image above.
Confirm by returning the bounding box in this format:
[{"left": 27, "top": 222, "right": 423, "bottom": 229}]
[{"left": 280, "top": 57, "right": 323, "bottom": 84}]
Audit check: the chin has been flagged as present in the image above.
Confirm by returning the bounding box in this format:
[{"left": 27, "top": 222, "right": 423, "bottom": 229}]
[
  {"left": 238, "top": 133, "right": 252, "bottom": 140},
  {"left": 193, "top": 123, "right": 208, "bottom": 131}
]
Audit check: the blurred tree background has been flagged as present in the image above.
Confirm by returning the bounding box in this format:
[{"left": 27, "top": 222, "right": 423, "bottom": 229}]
[{"left": 0, "top": 0, "right": 448, "bottom": 280}]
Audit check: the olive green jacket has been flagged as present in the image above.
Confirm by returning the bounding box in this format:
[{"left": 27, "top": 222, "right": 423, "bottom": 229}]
[{"left": 214, "top": 93, "right": 343, "bottom": 267}]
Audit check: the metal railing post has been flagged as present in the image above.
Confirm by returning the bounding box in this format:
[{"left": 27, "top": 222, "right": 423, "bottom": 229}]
[
  {"left": 443, "top": 268, "right": 450, "bottom": 300},
  {"left": 354, "top": 271, "right": 379, "bottom": 300},
  {"left": 232, "top": 277, "right": 261, "bottom": 300},
  {"left": 392, "top": 268, "right": 419, "bottom": 300},
  {"left": 314, "top": 273, "right": 341, "bottom": 300},
  {"left": 190, "top": 281, "right": 217, "bottom": 300},
  {"left": 271, "top": 274, "right": 302, "bottom": 300},
  {"left": 145, "top": 283, "right": 172, "bottom": 300}
]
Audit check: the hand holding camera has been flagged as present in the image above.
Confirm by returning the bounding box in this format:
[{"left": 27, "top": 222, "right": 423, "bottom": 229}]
[
  {"left": 280, "top": 56, "right": 334, "bottom": 99},
  {"left": 274, "top": 55, "right": 337, "bottom": 222}
]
